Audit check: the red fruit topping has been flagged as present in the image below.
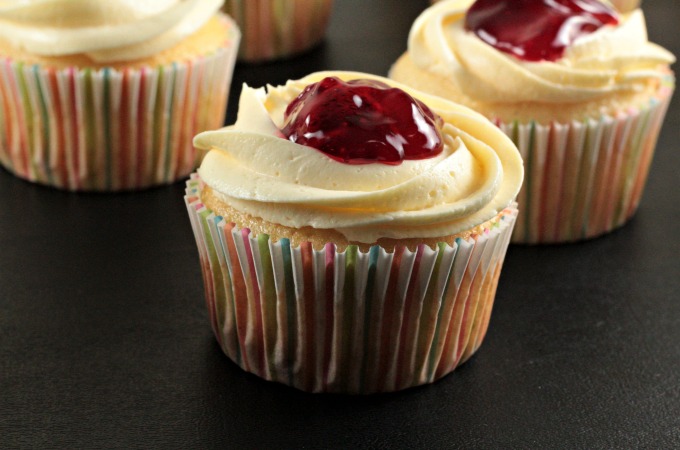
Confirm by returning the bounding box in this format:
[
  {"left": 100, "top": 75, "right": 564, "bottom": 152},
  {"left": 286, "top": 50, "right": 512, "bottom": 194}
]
[
  {"left": 464, "top": 0, "right": 619, "bottom": 62},
  {"left": 281, "top": 77, "right": 444, "bottom": 165}
]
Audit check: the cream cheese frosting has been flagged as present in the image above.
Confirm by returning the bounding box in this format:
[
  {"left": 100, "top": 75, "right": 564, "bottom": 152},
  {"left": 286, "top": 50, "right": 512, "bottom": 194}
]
[
  {"left": 0, "top": 0, "right": 223, "bottom": 62},
  {"left": 402, "top": 0, "right": 675, "bottom": 104},
  {"left": 194, "top": 71, "right": 523, "bottom": 243}
]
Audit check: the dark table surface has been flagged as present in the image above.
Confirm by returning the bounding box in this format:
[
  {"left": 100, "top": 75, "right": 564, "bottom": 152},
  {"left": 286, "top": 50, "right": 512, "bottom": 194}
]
[{"left": 2, "top": 1, "right": 679, "bottom": 448}]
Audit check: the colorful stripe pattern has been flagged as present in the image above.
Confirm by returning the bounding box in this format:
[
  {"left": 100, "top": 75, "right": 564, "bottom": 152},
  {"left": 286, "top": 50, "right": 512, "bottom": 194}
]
[
  {"left": 503, "top": 82, "right": 673, "bottom": 244},
  {"left": 185, "top": 175, "right": 518, "bottom": 394},
  {"left": 0, "top": 27, "right": 239, "bottom": 191},
  {"left": 223, "top": 0, "right": 333, "bottom": 62}
]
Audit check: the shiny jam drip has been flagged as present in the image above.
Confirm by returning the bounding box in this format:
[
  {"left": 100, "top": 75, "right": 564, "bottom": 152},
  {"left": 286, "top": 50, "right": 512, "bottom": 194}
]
[
  {"left": 281, "top": 77, "right": 444, "bottom": 165},
  {"left": 464, "top": 0, "right": 619, "bottom": 62}
]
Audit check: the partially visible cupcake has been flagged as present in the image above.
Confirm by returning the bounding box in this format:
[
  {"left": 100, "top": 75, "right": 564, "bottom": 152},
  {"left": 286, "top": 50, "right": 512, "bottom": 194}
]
[
  {"left": 390, "top": 0, "right": 674, "bottom": 243},
  {"left": 610, "top": 0, "right": 641, "bottom": 13},
  {"left": 185, "top": 71, "right": 523, "bottom": 393},
  {"left": 0, "top": 0, "right": 240, "bottom": 191},
  {"left": 222, "top": 0, "right": 333, "bottom": 63},
  {"left": 434, "top": 0, "right": 642, "bottom": 11}
]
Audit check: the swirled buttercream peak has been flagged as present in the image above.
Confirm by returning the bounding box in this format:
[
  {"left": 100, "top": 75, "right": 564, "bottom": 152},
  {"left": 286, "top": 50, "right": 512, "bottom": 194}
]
[
  {"left": 404, "top": 0, "right": 674, "bottom": 103},
  {"left": 195, "top": 71, "right": 524, "bottom": 243},
  {"left": 0, "top": 0, "right": 223, "bottom": 62}
]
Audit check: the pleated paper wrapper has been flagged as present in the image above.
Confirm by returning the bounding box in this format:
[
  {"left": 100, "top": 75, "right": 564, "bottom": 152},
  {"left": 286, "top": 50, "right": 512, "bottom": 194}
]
[
  {"left": 222, "top": 0, "right": 333, "bottom": 62},
  {"left": 185, "top": 175, "right": 518, "bottom": 394},
  {"left": 500, "top": 80, "right": 673, "bottom": 244},
  {"left": 0, "top": 17, "right": 239, "bottom": 191}
]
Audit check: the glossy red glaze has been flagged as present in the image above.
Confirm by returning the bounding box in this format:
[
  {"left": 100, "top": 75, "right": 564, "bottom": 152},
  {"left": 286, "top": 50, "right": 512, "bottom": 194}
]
[
  {"left": 281, "top": 77, "right": 444, "bottom": 165},
  {"left": 464, "top": 0, "right": 619, "bottom": 62}
]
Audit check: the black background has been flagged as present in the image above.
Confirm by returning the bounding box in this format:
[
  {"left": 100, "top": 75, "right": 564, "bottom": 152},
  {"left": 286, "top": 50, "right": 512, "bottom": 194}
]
[{"left": 1, "top": 0, "right": 679, "bottom": 448}]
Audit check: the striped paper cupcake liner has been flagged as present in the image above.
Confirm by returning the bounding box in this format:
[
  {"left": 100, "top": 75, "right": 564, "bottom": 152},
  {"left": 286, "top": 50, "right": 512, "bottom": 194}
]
[
  {"left": 0, "top": 17, "right": 239, "bottom": 191},
  {"left": 500, "top": 81, "right": 673, "bottom": 244},
  {"left": 223, "top": 0, "right": 333, "bottom": 63},
  {"left": 185, "top": 175, "right": 518, "bottom": 394}
]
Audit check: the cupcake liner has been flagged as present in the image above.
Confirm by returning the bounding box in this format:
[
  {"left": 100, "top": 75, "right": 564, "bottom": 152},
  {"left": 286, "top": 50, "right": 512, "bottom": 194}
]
[
  {"left": 185, "top": 175, "right": 518, "bottom": 394},
  {"left": 499, "top": 81, "right": 673, "bottom": 244},
  {"left": 223, "top": 0, "right": 333, "bottom": 62},
  {"left": 0, "top": 17, "right": 239, "bottom": 191}
]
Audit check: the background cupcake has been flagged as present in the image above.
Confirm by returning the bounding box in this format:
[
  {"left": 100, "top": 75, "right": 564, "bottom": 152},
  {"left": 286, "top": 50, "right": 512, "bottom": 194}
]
[
  {"left": 390, "top": 0, "right": 674, "bottom": 243},
  {"left": 433, "top": 0, "right": 642, "bottom": 12},
  {"left": 222, "top": 0, "right": 333, "bottom": 63},
  {"left": 610, "top": 0, "right": 641, "bottom": 13},
  {"left": 185, "top": 71, "right": 523, "bottom": 393},
  {"left": 0, "top": 0, "right": 240, "bottom": 191}
]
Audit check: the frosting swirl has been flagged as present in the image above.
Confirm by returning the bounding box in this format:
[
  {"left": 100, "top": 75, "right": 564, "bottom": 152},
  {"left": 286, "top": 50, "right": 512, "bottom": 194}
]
[
  {"left": 0, "top": 0, "right": 223, "bottom": 62},
  {"left": 194, "top": 71, "right": 523, "bottom": 243},
  {"left": 404, "top": 0, "right": 675, "bottom": 103}
]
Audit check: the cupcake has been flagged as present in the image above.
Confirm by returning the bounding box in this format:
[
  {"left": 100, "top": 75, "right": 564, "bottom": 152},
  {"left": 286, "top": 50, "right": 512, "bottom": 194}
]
[
  {"left": 185, "top": 71, "right": 523, "bottom": 393},
  {"left": 222, "top": 0, "right": 333, "bottom": 63},
  {"left": 390, "top": 0, "right": 675, "bottom": 243},
  {"left": 0, "top": 0, "right": 240, "bottom": 191},
  {"left": 431, "top": 0, "right": 641, "bottom": 13},
  {"left": 610, "top": 0, "right": 641, "bottom": 13}
]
